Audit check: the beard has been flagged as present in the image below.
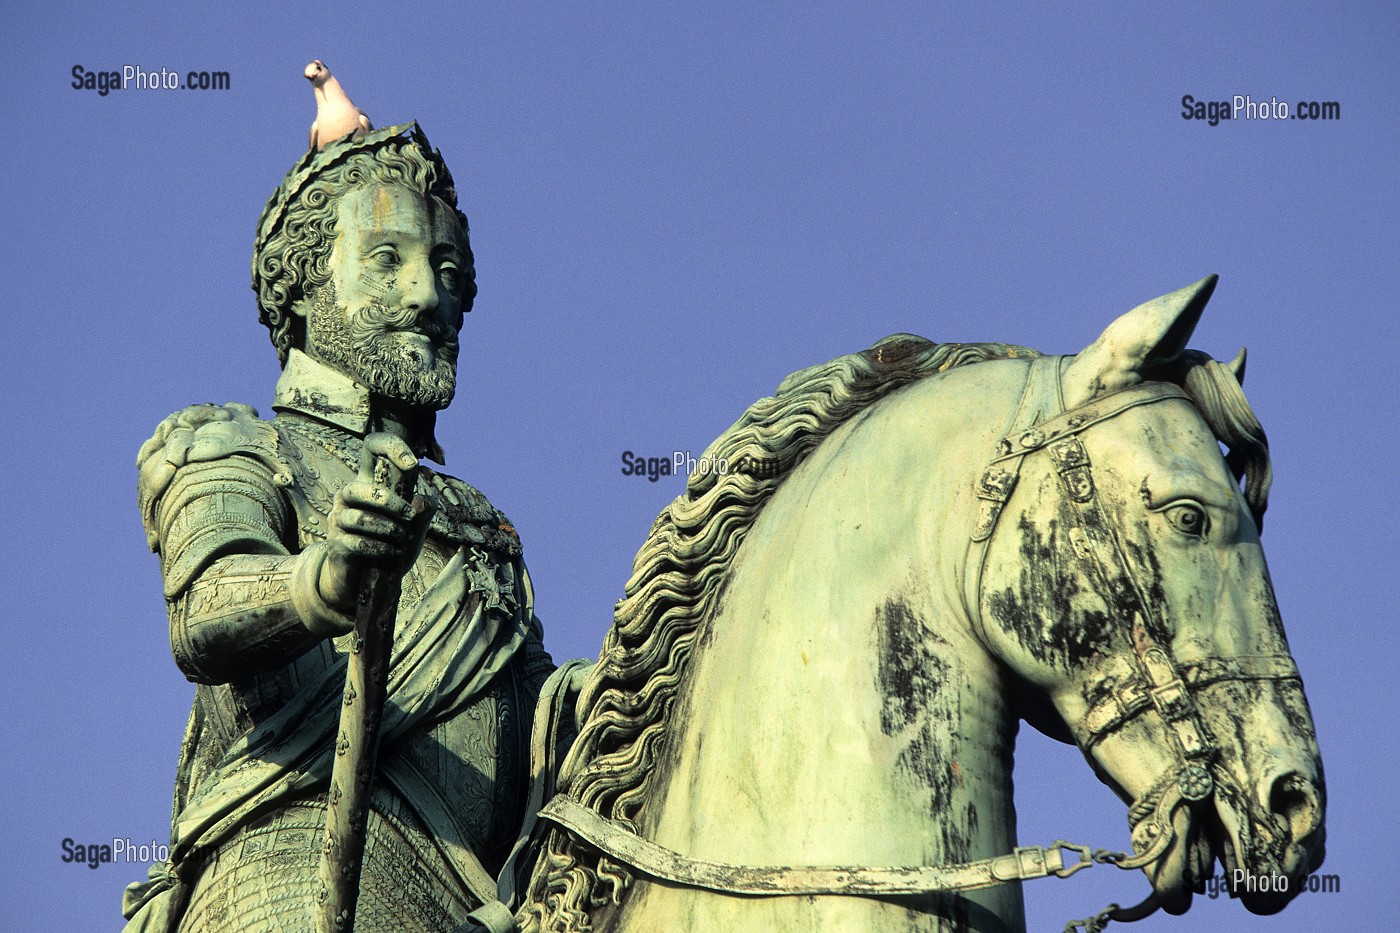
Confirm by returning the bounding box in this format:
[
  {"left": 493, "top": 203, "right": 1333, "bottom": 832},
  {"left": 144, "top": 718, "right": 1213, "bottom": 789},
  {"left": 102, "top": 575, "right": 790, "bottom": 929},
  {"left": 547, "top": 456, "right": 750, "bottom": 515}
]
[{"left": 304, "top": 282, "right": 460, "bottom": 410}]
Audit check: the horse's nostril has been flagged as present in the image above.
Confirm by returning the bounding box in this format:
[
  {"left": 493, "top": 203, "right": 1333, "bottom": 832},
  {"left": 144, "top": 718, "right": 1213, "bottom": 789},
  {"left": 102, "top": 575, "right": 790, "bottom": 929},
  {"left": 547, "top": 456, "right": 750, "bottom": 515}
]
[{"left": 1268, "top": 771, "right": 1320, "bottom": 844}]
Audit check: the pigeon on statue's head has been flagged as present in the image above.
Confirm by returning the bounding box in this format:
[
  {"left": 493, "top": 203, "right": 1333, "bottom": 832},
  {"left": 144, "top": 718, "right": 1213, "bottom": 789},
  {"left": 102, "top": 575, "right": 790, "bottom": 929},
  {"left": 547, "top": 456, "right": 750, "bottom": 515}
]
[{"left": 304, "top": 59, "right": 373, "bottom": 151}]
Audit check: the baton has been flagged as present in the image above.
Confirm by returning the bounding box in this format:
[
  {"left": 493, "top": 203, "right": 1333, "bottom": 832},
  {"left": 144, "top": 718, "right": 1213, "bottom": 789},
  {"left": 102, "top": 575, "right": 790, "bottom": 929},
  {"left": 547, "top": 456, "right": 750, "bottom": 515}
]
[{"left": 315, "top": 428, "right": 422, "bottom": 932}]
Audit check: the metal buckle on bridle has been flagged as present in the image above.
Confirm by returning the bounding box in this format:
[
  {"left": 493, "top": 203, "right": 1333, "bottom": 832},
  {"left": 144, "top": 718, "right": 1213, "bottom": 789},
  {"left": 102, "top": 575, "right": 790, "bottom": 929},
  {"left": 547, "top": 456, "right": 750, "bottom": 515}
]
[{"left": 1049, "top": 842, "right": 1095, "bottom": 879}]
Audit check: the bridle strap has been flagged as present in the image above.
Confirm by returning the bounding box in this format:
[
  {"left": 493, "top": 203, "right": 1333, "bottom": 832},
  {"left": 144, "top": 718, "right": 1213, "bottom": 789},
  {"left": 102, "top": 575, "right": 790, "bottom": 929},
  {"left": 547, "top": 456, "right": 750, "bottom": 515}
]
[
  {"left": 537, "top": 795, "right": 1105, "bottom": 897},
  {"left": 1079, "top": 654, "right": 1301, "bottom": 747},
  {"left": 962, "top": 359, "right": 1193, "bottom": 646},
  {"left": 957, "top": 361, "right": 1282, "bottom": 930},
  {"left": 963, "top": 365, "right": 1224, "bottom": 768},
  {"left": 964, "top": 355, "right": 1067, "bottom": 644}
]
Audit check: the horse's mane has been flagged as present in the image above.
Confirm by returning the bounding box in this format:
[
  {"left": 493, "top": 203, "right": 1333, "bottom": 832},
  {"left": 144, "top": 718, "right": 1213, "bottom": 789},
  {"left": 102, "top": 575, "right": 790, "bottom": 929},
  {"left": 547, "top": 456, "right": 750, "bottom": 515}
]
[
  {"left": 1173, "top": 350, "right": 1272, "bottom": 529},
  {"left": 517, "top": 336, "right": 1271, "bottom": 932}
]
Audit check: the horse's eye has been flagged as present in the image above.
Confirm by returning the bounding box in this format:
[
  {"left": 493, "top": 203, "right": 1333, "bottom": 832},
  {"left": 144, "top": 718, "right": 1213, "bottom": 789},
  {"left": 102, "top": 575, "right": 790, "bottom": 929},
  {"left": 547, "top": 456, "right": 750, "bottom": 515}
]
[{"left": 1164, "top": 503, "right": 1209, "bottom": 538}]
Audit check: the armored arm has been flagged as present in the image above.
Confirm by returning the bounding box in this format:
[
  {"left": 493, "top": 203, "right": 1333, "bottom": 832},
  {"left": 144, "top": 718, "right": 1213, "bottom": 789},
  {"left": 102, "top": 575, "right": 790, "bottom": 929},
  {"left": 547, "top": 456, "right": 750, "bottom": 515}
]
[
  {"left": 139, "top": 407, "right": 354, "bottom": 684},
  {"left": 152, "top": 454, "right": 354, "bottom": 684}
]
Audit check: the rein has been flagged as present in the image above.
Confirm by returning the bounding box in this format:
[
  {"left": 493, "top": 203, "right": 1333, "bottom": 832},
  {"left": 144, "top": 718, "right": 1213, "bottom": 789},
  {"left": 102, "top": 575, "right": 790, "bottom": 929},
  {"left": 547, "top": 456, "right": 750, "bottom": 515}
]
[
  {"left": 540, "top": 793, "right": 1111, "bottom": 895},
  {"left": 535, "top": 358, "right": 1299, "bottom": 932}
]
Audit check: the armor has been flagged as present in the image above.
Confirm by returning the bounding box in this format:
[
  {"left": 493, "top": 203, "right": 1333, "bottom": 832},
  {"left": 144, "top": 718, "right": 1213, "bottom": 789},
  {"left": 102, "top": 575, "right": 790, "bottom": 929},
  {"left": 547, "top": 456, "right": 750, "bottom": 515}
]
[{"left": 124, "top": 351, "right": 555, "bottom": 932}]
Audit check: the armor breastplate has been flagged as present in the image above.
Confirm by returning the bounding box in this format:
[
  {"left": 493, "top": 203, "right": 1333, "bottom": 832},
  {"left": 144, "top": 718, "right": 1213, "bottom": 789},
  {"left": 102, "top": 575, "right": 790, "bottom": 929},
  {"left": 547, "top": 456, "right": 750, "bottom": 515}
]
[
  {"left": 177, "top": 415, "right": 534, "bottom": 930},
  {"left": 274, "top": 415, "right": 532, "bottom": 861}
]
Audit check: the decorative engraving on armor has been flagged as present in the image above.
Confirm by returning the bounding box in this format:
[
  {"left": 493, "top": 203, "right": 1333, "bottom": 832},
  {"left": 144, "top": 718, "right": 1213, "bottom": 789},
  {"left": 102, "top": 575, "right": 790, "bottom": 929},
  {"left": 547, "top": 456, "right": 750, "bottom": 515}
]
[
  {"left": 185, "top": 566, "right": 292, "bottom": 618},
  {"left": 454, "top": 686, "right": 505, "bottom": 857},
  {"left": 168, "top": 553, "right": 324, "bottom": 685},
  {"left": 180, "top": 800, "right": 474, "bottom": 932},
  {"left": 276, "top": 420, "right": 523, "bottom": 561},
  {"left": 398, "top": 545, "right": 446, "bottom": 611},
  {"left": 154, "top": 457, "right": 292, "bottom": 599}
]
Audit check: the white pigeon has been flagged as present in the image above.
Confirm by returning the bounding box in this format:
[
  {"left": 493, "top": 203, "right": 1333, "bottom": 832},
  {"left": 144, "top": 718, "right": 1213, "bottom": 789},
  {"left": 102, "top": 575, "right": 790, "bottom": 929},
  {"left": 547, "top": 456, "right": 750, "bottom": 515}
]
[{"left": 304, "top": 59, "right": 373, "bottom": 150}]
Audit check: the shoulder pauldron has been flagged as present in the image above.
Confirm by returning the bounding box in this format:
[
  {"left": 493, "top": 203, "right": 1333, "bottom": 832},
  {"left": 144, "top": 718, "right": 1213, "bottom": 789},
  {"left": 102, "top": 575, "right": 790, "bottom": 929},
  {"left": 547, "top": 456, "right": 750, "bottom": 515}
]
[{"left": 138, "top": 403, "right": 291, "bottom": 552}]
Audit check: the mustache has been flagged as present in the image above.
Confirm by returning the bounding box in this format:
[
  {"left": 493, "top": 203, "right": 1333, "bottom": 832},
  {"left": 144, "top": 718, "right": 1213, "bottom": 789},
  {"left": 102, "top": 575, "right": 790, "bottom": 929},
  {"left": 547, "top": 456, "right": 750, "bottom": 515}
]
[{"left": 351, "top": 302, "right": 459, "bottom": 350}]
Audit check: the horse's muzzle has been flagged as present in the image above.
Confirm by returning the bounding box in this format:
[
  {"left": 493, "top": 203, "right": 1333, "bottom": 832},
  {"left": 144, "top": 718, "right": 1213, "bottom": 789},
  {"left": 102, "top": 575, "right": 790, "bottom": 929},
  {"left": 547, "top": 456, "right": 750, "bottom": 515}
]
[{"left": 1215, "top": 766, "right": 1326, "bottom": 915}]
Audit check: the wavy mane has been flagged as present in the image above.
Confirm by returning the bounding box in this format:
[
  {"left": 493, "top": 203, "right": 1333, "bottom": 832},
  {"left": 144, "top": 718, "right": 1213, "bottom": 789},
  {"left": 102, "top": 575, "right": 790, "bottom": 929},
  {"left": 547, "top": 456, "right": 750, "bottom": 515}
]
[
  {"left": 1175, "top": 351, "right": 1271, "bottom": 529},
  {"left": 518, "top": 335, "right": 1038, "bottom": 931}
]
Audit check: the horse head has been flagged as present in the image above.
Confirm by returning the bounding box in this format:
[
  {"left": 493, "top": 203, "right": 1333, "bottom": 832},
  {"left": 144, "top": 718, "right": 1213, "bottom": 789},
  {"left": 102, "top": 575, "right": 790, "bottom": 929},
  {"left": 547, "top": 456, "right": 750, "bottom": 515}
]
[{"left": 974, "top": 276, "right": 1325, "bottom": 915}]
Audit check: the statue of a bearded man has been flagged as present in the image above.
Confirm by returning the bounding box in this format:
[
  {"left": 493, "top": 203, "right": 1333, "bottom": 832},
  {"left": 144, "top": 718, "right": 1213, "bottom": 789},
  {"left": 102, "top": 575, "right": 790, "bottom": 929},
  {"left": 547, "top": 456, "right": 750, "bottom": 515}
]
[{"left": 123, "top": 124, "right": 570, "bottom": 933}]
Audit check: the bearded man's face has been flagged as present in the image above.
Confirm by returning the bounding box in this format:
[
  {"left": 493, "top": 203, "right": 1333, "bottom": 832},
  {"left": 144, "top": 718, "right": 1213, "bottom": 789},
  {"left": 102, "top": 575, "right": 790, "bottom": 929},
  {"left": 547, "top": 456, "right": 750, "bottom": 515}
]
[{"left": 301, "top": 183, "right": 467, "bottom": 410}]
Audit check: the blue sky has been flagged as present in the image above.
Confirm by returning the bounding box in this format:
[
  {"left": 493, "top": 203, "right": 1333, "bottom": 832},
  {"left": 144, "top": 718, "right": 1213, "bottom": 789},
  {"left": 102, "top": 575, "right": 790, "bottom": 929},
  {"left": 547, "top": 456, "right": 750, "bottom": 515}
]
[{"left": 1, "top": 2, "right": 1395, "bottom": 930}]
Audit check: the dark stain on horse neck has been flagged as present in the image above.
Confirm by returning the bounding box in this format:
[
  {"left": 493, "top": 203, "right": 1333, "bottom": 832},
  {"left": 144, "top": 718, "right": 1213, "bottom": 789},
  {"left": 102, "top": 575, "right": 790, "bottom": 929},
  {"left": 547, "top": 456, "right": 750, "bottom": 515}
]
[
  {"left": 875, "top": 597, "right": 976, "bottom": 930},
  {"left": 876, "top": 598, "right": 949, "bottom": 738},
  {"left": 874, "top": 599, "right": 961, "bottom": 814}
]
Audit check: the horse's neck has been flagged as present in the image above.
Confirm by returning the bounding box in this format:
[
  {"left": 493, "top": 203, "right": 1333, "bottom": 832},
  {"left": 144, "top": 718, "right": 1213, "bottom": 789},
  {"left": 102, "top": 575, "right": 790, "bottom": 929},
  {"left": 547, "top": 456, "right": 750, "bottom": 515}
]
[{"left": 632, "top": 366, "right": 1030, "bottom": 931}]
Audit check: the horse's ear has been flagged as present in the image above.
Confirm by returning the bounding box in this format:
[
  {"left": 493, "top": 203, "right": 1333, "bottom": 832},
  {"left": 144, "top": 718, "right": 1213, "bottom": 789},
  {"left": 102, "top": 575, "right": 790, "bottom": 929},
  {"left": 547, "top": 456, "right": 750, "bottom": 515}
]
[
  {"left": 1228, "top": 346, "right": 1247, "bottom": 385},
  {"left": 1062, "top": 274, "right": 1218, "bottom": 409}
]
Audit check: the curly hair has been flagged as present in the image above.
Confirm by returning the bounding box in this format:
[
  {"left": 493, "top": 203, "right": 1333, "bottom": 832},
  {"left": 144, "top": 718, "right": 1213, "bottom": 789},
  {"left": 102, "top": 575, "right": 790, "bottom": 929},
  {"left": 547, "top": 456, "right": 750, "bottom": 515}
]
[{"left": 251, "top": 135, "right": 477, "bottom": 365}]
